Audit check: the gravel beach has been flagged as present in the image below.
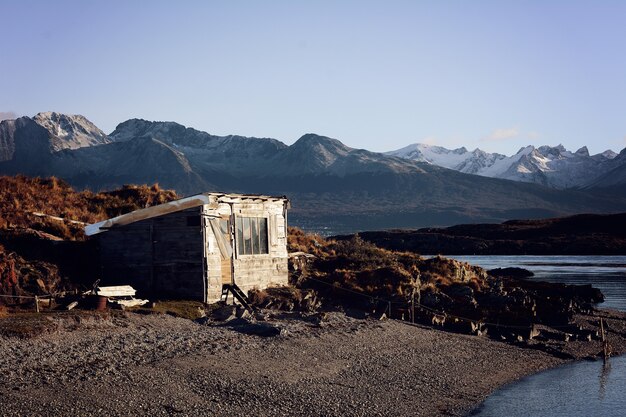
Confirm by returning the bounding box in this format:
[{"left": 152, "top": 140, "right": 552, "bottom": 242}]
[{"left": 1, "top": 310, "right": 625, "bottom": 416}]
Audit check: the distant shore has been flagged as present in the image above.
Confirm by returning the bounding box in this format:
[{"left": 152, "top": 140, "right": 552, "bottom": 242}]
[
  {"left": 334, "top": 213, "right": 626, "bottom": 256},
  {"left": 1, "top": 309, "right": 625, "bottom": 416}
]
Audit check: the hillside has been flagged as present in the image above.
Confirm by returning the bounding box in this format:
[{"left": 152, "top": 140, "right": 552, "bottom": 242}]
[
  {"left": 339, "top": 213, "right": 626, "bottom": 255},
  {"left": 0, "top": 176, "right": 178, "bottom": 297}
]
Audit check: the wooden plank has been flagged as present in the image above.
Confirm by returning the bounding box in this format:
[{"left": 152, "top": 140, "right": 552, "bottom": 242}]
[
  {"left": 221, "top": 258, "right": 232, "bottom": 284},
  {"left": 96, "top": 285, "right": 136, "bottom": 297}
]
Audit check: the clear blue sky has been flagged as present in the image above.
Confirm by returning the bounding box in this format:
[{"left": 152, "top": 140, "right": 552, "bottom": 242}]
[{"left": 2, "top": 0, "right": 625, "bottom": 155}]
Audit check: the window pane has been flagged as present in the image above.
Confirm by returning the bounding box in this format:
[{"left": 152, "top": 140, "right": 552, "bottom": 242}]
[
  {"left": 236, "top": 217, "right": 244, "bottom": 256},
  {"left": 243, "top": 217, "right": 252, "bottom": 255},
  {"left": 219, "top": 219, "right": 229, "bottom": 236},
  {"left": 251, "top": 218, "right": 260, "bottom": 254},
  {"left": 259, "top": 218, "right": 268, "bottom": 254}
]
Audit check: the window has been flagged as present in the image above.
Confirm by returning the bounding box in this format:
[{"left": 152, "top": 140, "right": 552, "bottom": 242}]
[{"left": 236, "top": 217, "right": 269, "bottom": 255}]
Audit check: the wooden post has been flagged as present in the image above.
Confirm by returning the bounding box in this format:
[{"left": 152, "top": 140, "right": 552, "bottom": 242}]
[
  {"left": 411, "top": 292, "right": 415, "bottom": 324},
  {"left": 600, "top": 318, "right": 610, "bottom": 360},
  {"left": 35, "top": 295, "right": 39, "bottom": 313},
  {"left": 600, "top": 318, "right": 605, "bottom": 342}
]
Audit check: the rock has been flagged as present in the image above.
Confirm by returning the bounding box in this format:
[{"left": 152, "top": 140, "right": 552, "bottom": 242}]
[
  {"left": 212, "top": 305, "right": 237, "bottom": 321},
  {"left": 236, "top": 307, "right": 252, "bottom": 320},
  {"left": 488, "top": 267, "right": 534, "bottom": 278},
  {"left": 443, "top": 284, "right": 476, "bottom": 306}
]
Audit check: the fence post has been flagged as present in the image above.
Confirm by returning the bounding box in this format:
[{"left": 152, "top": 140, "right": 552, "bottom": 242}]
[
  {"left": 35, "top": 295, "right": 40, "bottom": 313},
  {"left": 600, "top": 318, "right": 610, "bottom": 360},
  {"left": 411, "top": 292, "right": 415, "bottom": 324}
]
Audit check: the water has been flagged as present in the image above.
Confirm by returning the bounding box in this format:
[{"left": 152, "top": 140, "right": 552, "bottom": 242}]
[
  {"left": 453, "top": 256, "right": 626, "bottom": 417},
  {"left": 451, "top": 256, "right": 626, "bottom": 311},
  {"left": 471, "top": 356, "right": 626, "bottom": 417}
]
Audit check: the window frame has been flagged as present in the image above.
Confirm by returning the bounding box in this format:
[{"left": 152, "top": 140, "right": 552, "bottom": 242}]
[{"left": 235, "top": 216, "right": 270, "bottom": 257}]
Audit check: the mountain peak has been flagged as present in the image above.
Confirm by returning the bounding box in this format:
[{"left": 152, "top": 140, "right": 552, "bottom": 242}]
[
  {"left": 600, "top": 149, "right": 618, "bottom": 159},
  {"left": 33, "top": 112, "right": 109, "bottom": 151},
  {"left": 575, "top": 146, "right": 590, "bottom": 156},
  {"left": 293, "top": 133, "right": 350, "bottom": 151},
  {"left": 110, "top": 119, "right": 188, "bottom": 142},
  {"left": 454, "top": 146, "right": 468, "bottom": 154},
  {"left": 514, "top": 145, "right": 535, "bottom": 155},
  {"left": 296, "top": 133, "right": 342, "bottom": 143},
  {"left": 536, "top": 144, "right": 571, "bottom": 159}
]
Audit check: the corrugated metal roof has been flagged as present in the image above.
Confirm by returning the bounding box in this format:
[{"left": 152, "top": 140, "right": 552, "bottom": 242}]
[{"left": 85, "top": 192, "right": 289, "bottom": 236}]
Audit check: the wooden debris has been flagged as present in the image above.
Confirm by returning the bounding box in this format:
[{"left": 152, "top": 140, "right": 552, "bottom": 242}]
[
  {"left": 96, "top": 285, "right": 136, "bottom": 297},
  {"left": 95, "top": 285, "right": 148, "bottom": 308}
]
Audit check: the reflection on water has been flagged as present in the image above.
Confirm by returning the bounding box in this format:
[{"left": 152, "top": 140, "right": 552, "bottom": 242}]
[
  {"left": 599, "top": 360, "right": 611, "bottom": 401},
  {"left": 459, "top": 256, "right": 626, "bottom": 417}
]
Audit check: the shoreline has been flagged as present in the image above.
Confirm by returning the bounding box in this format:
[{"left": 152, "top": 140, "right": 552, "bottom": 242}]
[{"left": 2, "top": 309, "right": 625, "bottom": 416}]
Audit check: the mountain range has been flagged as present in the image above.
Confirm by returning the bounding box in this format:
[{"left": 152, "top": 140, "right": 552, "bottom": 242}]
[
  {"left": 1, "top": 112, "right": 625, "bottom": 233},
  {"left": 387, "top": 143, "right": 623, "bottom": 189}
]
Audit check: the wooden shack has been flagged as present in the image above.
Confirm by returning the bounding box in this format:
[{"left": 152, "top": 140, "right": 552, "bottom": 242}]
[{"left": 85, "top": 192, "right": 290, "bottom": 303}]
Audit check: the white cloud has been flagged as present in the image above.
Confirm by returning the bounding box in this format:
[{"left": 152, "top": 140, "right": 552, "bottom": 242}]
[
  {"left": 481, "top": 127, "right": 520, "bottom": 142},
  {"left": 528, "top": 131, "right": 540, "bottom": 140},
  {"left": 0, "top": 111, "right": 17, "bottom": 121}
]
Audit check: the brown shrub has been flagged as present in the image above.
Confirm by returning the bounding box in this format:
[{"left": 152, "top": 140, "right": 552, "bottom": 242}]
[
  {"left": 287, "top": 227, "right": 329, "bottom": 258},
  {"left": 248, "top": 286, "right": 320, "bottom": 312},
  {"left": 0, "top": 175, "right": 178, "bottom": 241}
]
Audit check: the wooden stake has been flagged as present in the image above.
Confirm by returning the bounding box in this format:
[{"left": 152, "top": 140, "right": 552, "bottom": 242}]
[
  {"left": 35, "top": 295, "right": 39, "bottom": 313},
  {"left": 600, "top": 318, "right": 605, "bottom": 343},
  {"left": 600, "top": 317, "right": 610, "bottom": 360},
  {"left": 411, "top": 292, "right": 415, "bottom": 324}
]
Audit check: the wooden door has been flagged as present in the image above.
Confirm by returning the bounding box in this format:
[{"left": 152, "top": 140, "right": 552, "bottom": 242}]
[{"left": 218, "top": 217, "right": 234, "bottom": 285}]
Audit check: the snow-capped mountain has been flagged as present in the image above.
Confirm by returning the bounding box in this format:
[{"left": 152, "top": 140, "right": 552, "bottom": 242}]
[
  {"left": 387, "top": 143, "right": 621, "bottom": 189},
  {"left": 585, "top": 148, "right": 626, "bottom": 191},
  {"left": 33, "top": 112, "right": 110, "bottom": 150},
  {"left": 2, "top": 112, "right": 626, "bottom": 232},
  {"left": 0, "top": 112, "right": 111, "bottom": 167},
  {"left": 386, "top": 144, "right": 508, "bottom": 175}
]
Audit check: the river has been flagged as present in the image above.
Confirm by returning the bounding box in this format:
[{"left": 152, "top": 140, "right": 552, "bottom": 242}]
[{"left": 448, "top": 256, "right": 626, "bottom": 417}]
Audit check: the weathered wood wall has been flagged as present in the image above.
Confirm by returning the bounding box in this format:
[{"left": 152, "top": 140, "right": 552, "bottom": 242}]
[{"left": 98, "top": 207, "right": 205, "bottom": 300}]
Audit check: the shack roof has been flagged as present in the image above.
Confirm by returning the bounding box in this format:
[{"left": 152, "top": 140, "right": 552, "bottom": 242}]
[{"left": 85, "top": 192, "right": 289, "bottom": 236}]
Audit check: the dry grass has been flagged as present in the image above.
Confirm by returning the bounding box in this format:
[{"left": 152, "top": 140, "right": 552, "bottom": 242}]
[
  {"left": 0, "top": 312, "right": 59, "bottom": 338},
  {"left": 129, "top": 300, "right": 208, "bottom": 320},
  {"left": 287, "top": 227, "right": 330, "bottom": 258},
  {"left": 287, "top": 231, "right": 491, "bottom": 311},
  {"left": 0, "top": 310, "right": 120, "bottom": 339},
  {"left": 0, "top": 175, "right": 178, "bottom": 240},
  {"left": 248, "top": 287, "right": 321, "bottom": 312}
]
